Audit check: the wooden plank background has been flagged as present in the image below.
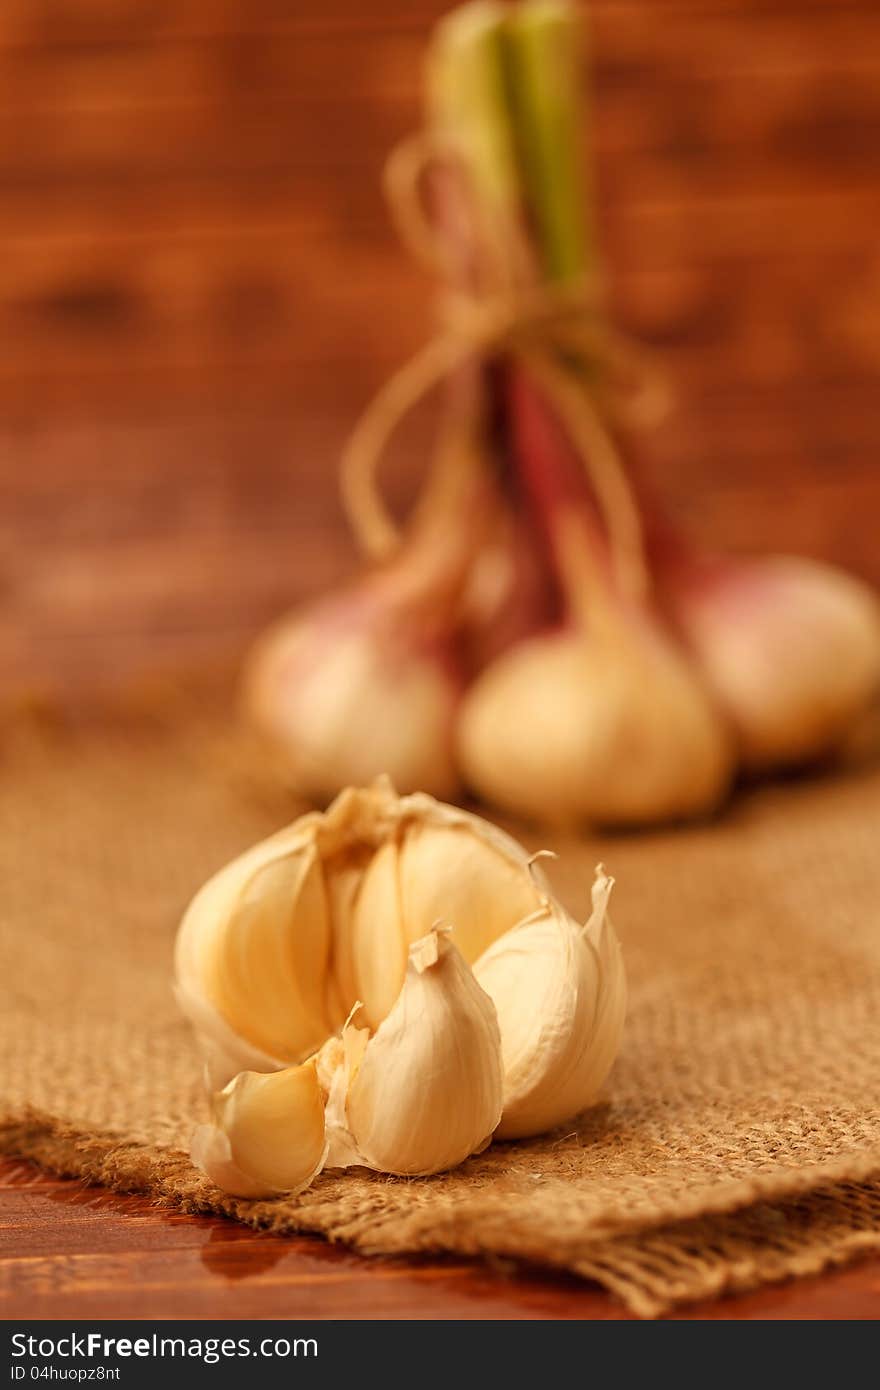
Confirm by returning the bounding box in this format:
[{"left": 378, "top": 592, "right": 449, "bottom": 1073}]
[{"left": 1, "top": 0, "right": 879, "bottom": 699}]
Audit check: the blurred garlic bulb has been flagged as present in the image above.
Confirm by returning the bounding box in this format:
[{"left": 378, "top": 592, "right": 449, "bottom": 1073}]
[
  {"left": 454, "top": 373, "right": 734, "bottom": 828},
  {"left": 663, "top": 553, "right": 880, "bottom": 771},
  {"left": 475, "top": 865, "right": 625, "bottom": 1138},
  {"left": 243, "top": 580, "right": 461, "bottom": 804},
  {"left": 242, "top": 428, "right": 491, "bottom": 804},
  {"left": 457, "top": 612, "right": 733, "bottom": 827}
]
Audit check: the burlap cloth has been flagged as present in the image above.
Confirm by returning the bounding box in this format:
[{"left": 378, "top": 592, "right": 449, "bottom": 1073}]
[{"left": 2, "top": 701, "right": 880, "bottom": 1317}]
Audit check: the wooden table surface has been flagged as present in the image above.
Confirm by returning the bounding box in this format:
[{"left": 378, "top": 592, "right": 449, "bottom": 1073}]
[{"left": 2, "top": 1158, "right": 879, "bottom": 1320}]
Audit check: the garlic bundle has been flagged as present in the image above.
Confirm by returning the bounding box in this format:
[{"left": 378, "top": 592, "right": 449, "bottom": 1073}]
[
  {"left": 237, "top": 0, "right": 880, "bottom": 832},
  {"left": 175, "top": 780, "right": 626, "bottom": 1196},
  {"left": 659, "top": 552, "right": 880, "bottom": 771}
]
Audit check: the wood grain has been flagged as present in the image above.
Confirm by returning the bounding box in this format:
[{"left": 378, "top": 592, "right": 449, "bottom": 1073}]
[{"left": 2, "top": 1159, "right": 879, "bottom": 1319}]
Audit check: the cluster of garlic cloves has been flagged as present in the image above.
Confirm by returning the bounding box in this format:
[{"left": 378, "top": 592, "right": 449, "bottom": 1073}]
[{"left": 175, "top": 780, "right": 626, "bottom": 1197}]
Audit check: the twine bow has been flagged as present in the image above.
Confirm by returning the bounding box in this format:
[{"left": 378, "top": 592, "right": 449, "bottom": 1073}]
[{"left": 340, "top": 134, "right": 670, "bottom": 604}]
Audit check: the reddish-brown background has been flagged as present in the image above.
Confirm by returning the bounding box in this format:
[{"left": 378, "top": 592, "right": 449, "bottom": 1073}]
[
  {"left": 2, "top": 1, "right": 880, "bottom": 1319},
  {"left": 1, "top": 0, "right": 879, "bottom": 701}
]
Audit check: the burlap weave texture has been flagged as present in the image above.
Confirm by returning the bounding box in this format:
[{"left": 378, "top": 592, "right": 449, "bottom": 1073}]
[{"left": 2, "top": 710, "right": 879, "bottom": 1316}]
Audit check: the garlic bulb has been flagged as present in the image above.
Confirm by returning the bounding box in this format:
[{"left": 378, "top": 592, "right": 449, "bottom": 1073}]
[
  {"left": 665, "top": 554, "right": 880, "bottom": 771},
  {"left": 243, "top": 587, "right": 460, "bottom": 802},
  {"left": 474, "top": 866, "right": 625, "bottom": 1138},
  {"left": 191, "top": 1060, "right": 327, "bottom": 1199},
  {"left": 242, "top": 423, "right": 494, "bottom": 806},
  {"left": 456, "top": 618, "right": 733, "bottom": 827},
  {"left": 175, "top": 779, "right": 546, "bottom": 1087},
  {"left": 176, "top": 780, "right": 627, "bottom": 1196}
]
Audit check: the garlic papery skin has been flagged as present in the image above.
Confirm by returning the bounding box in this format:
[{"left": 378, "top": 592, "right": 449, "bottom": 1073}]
[
  {"left": 191, "top": 1059, "right": 328, "bottom": 1199},
  {"left": 175, "top": 780, "right": 548, "bottom": 1089},
  {"left": 455, "top": 618, "right": 733, "bottom": 828},
  {"left": 243, "top": 591, "right": 461, "bottom": 803},
  {"left": 324, "top": 930, "right": 504, "bottom": 1176},
  {"left": 474, "top": 866, "right": 625, "bottom": 1139},
  {"left": 664, "top": 554, "right": 880, "bottom": 771}
]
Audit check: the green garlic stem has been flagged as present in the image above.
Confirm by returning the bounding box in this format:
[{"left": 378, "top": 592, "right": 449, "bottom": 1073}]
[
  {"left": 426, "top": 1, "right": 525, "bottom": 289},
  {"left": 503, "top": 0, "right": 590, "bottom": 284}
]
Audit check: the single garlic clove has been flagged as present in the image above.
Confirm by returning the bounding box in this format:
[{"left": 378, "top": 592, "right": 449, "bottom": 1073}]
[
  {"left": 326, "top": 930, "right": 503, "bottom": 1176},
  {"left": 243, "top": 603, "right": 460, "bottom": 802},
  {"left": 175, "top": 831, "right": 332, "bottom": 1078},
  {"left": 456, "top": 624, "right": 733, "bottom": 827},
  {"left": 475, "top": 866, "right": 626, "bottom": 1140},
  {"left": 191, "top": 1059, "right": 328, "bottom": 1198},
  {"left": 343, "top": 839, "right": 409, "bottom": 1030},
  {"left": 397, "top": 819, "right": 545, "bottom": 962},
  {"left": 668, "top": 555, "right": 880, "bottom": 770},
  {"left": 173, "top": 979, "right": 285, "bottom": 1092}
]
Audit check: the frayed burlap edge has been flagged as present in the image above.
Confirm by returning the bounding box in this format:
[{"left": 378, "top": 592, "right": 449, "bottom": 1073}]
[{"left": 5, "top": 1110, "right": 880, "bottom": 1318}]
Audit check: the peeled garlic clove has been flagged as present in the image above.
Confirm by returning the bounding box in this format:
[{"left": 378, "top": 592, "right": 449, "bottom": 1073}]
[
  {"left": 667, "top": 555, "right": 880, "bottom": 770},
  {"left": 456, "top": 624, "right": 733, "bottom": 827},
  {"left": 326, "top": 930, "right": 503, "bottom": 1176},
  {"left": 475, "top": 866, "right": 625, "bottom": 1139},
  {"left": 243, "top": 596, "right": 460, "bottom": 802},
  {"left": 192, "top": 1059, "right": 328, "bottom": 1198},
  {"left": 397, "top": 819, "right": 544, "bottom": 962},
  {"left": 175, "top": 832, "right": 332, "bottom": 1079}
]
